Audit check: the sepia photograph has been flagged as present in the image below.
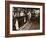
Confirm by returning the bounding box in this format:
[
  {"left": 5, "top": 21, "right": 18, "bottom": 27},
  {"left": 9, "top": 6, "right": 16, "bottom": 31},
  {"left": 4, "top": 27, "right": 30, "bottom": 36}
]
[{"left": 12, "top": 7, "right": 40, "bottom": 31}]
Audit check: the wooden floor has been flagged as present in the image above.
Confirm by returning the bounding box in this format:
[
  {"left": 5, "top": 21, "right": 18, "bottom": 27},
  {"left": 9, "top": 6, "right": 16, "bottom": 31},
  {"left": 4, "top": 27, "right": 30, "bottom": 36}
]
[{"left": 19, "top": 20, "right": 40, "bottom": 30}]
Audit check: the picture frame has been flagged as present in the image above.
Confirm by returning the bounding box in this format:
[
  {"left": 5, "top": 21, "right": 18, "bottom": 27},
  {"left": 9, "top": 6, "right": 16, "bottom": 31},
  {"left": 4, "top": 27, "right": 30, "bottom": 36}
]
[{"left": 5, "top": 1, "right": 45, "bottom": 37}]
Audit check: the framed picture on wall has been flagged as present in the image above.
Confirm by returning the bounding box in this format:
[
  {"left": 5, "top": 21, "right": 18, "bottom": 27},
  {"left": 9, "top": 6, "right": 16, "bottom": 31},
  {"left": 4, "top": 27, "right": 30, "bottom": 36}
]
[{"left": 5, "top": 1, "right": 45, "bottom": 37}]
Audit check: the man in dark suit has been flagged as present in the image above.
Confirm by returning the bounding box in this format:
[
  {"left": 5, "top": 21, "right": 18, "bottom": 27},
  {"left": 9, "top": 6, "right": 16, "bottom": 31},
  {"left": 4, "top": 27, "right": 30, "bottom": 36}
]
[{"left": 19, "top": 11, "right": 32, "bottom": 30}]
